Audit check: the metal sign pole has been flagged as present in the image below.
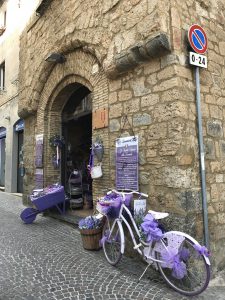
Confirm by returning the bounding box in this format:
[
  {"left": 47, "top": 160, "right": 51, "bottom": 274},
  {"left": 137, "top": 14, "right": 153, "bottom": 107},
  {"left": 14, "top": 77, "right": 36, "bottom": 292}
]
[{"left": 195, "top": 66, "right": 209, "bottom": 248}]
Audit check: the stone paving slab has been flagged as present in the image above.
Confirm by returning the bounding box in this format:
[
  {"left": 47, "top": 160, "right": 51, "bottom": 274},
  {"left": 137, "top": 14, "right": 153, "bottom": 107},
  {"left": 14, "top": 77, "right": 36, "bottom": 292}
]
[{"left": 0, "top": 192, "right": 224, "bottom": 300}]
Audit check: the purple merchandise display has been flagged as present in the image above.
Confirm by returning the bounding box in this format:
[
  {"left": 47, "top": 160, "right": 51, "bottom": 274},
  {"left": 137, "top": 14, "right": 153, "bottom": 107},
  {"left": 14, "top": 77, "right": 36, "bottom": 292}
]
[
  {"left": 20, "top": 184, "right": 66, "bottom": 224},
  {"left": 20, "top": 207, "right": 39, "bottom": 224}
]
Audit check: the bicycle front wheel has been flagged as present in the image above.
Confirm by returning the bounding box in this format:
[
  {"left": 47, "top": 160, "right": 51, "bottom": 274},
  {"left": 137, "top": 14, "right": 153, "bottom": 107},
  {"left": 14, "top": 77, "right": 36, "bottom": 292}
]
[
  {"left": 156, "top": 234, "right": 210, "bottom": 296},
  {"left": 102, "top": 220, "right": 123, "bottom": 265}
]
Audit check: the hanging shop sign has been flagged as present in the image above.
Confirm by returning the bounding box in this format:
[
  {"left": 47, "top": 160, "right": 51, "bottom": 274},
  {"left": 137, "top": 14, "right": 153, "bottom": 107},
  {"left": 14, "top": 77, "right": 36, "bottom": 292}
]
[
  {"left": 35, "top": 134, "right": 44, "bottom": 168},
  {"left": 116, "top": 135, "right": 138, "bottom": 191},
  {"left": 15, "top": 119, "right": 24, "bottom": 132}
]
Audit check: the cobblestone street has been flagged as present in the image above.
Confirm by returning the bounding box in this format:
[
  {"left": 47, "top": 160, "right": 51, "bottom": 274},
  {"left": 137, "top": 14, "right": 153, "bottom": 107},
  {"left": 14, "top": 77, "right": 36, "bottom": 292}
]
[{"left": 0, "top": 193, "right": 224, "bottom": 300}]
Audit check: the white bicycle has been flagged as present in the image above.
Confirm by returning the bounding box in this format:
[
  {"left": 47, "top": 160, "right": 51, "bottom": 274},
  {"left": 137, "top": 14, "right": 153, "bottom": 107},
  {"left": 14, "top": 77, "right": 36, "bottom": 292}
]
[{"left": 97, "top": 189, "right": 211, "bottom": 297}]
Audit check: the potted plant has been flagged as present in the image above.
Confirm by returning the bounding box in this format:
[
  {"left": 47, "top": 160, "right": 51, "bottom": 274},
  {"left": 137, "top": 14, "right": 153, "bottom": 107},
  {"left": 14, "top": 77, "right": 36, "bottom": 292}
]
[{"left": 78, "top": 215, "right": 103, "bottom": 250}]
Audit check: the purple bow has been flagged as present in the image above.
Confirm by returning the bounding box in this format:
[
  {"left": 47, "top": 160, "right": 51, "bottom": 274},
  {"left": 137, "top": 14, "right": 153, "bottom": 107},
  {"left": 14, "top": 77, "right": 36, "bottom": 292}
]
[
  {"left": 140, "top": 214, "right": 163, "bottom": 242},
  {"left": 161, "top": 248, "right": 187, "bottom": 279},
  {"left": 193, "top": 244, "right": 211, "bottom": 257}
]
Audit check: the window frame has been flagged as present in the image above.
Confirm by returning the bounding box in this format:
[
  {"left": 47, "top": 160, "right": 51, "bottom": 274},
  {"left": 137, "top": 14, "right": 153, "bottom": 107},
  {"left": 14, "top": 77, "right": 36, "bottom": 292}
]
[{"left": 0, "top": 61, "right": 5, "bottom": 90}]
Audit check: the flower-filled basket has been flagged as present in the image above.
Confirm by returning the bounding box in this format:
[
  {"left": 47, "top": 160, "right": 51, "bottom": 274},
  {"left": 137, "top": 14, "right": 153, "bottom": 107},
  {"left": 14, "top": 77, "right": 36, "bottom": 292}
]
[{"left": 78, "top": 216, "right": 103, "bottom": 250}]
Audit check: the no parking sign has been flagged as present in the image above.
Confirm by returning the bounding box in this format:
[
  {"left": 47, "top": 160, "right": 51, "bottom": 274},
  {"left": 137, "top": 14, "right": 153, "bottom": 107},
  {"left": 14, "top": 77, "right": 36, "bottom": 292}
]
[
  {"left": 188, "top": 24, "right": 208, "bottom": 68},
  {"left": 188, "top": 24, "right": 209, "bottom": 247},
  {"left": 188, "top": 24, "right": 208, "bottom": 54}
]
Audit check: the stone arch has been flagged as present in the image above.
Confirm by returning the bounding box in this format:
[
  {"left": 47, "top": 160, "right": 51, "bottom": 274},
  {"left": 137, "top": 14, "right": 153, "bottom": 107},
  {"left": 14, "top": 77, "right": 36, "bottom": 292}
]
[
  {"left": 34, "top": 49, "right": 109, "bottom": 194},
  {"left": 19, "top": 41, "right": 104, "bottom": 118}
]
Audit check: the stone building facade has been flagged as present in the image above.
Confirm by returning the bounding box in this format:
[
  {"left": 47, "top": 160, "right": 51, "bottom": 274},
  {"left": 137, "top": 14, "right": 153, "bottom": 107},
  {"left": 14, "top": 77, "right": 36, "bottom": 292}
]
[
  {"left": 19, "top": 0, "right": 225, "bottom": 272},
  {"left": 0, "top": 0, "right": 39, "bottom": 193}
]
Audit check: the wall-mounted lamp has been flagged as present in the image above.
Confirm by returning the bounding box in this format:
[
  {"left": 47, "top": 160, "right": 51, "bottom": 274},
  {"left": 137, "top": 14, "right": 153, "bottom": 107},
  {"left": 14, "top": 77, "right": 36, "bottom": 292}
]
[{"left": 45, "top": 53, "right": 66, "bottom": 64}]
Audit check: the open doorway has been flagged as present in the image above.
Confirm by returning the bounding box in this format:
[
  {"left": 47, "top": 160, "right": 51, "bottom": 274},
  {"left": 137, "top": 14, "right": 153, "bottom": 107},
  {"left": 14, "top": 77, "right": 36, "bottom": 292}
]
[
  {"left": 15, "top": 119, "right": 24, "bottom": 193},
  {"left": 0, "top": 127, "right": 6, "bottom": 189},
  {"left": 62, "top": 85, "right": 93, "bottom": 216}
]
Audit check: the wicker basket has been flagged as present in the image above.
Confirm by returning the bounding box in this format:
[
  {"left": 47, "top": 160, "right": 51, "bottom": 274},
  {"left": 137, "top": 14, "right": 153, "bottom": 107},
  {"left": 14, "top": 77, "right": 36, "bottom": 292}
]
[{"left": 79, "top": 227, "right": 102, "bottom": 250}]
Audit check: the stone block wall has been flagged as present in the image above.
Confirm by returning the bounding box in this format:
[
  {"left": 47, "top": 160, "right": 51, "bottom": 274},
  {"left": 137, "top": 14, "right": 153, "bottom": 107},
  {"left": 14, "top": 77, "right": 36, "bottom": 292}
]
[{"left": 18, "top": 0, "right": 225, "bottom": 271}]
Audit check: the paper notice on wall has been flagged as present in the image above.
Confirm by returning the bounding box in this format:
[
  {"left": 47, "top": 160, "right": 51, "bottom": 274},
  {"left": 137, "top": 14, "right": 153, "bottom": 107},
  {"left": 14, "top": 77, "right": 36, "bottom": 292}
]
[
  {"left": 116, "top": 136, "right": 138, "bottom": 191},
  {"left": 134, "top": 199, "right": 146, "bottom": 218},
  {"left": 35, "top": 134, "right": 44, "bottom": 168},
  {"left": 35, "top": 168, "right": 43, "bottom": 189}
]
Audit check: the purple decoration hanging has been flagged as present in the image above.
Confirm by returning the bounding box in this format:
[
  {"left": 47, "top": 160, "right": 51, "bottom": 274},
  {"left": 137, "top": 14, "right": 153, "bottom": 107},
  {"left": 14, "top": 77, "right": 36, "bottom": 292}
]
[
  {"left": 140, "top": 213, "right": 163, "bottom": 242},
  {"left": 161, "top": 248, "right": 187, "bottom": 280},
  {"left": 99, "top": 229, "right": 110, "bottom": 246},
  {"left": 180, "top": 247, "right": 190, "bottom": 262},
  {"left": 193, "top": 244, "right": 211, "bottom": 257}
]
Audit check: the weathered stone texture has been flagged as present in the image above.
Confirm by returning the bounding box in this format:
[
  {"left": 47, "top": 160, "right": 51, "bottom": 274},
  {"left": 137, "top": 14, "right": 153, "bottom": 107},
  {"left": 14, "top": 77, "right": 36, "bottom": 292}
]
[{"left": 17, "top": 0, "right": 225, "bottom": 272}]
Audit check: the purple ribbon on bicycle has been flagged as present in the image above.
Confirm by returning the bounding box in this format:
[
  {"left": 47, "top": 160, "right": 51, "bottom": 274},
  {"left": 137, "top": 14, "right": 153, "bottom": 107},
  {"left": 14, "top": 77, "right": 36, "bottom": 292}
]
[
  {"left": 193, "top": 244, "right": 211, "bottom": 257},
  {"left": 140, "top": 213, "right": 163, "bottom": 242}
]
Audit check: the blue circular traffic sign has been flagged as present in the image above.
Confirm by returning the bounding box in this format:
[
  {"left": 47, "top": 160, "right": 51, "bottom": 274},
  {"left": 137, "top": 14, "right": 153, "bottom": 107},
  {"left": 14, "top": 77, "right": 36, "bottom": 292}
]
[{"left": 188, "top": 24, "right": 208, "bottom": 54}]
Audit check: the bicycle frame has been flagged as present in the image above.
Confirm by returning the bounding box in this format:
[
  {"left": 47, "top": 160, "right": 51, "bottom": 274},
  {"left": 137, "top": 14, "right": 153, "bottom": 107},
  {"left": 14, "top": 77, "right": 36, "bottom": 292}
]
[
  {"left": 108, "top": 201, "right": 164, "bottom": 264},
  {"left": 102, "top": 190, "right": 211, "bottom": 295}
]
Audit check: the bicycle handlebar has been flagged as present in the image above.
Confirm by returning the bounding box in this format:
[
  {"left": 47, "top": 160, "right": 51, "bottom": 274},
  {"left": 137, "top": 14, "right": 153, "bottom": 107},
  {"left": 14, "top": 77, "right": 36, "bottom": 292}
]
[{"left": 107, "top": 189, "right": 148, "bottom": 198}]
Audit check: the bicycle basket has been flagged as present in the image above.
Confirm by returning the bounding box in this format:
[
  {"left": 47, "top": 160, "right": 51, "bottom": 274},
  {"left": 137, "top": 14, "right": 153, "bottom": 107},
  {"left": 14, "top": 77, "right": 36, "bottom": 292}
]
[{"left": 97, "top": 194, "right": 122, "bottom": 218}]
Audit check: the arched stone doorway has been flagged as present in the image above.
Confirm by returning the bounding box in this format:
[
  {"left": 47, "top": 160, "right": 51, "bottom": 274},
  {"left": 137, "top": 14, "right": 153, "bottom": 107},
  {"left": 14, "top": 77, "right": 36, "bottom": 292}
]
[
  {"left": 24, "top": 50, "right": 110, "bottom": 212},
  {"left": 40, "top": 79, "right": 94, "bottom": 215},
  {"left": 61, "top": 85, "right": 93, "bottom": 211}
]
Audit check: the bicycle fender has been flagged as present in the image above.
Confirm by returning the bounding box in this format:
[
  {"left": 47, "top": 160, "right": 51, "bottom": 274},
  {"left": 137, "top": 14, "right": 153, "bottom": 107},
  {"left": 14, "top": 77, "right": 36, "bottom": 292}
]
[{"left": 167, "top": 231, "right": 211, "bottom": 265}]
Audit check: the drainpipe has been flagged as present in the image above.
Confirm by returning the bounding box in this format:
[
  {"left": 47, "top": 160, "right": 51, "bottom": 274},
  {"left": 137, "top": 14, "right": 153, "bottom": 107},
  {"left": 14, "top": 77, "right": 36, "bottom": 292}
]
[{"left": 195, "top": 66, "right": 209, "bottom": 249}]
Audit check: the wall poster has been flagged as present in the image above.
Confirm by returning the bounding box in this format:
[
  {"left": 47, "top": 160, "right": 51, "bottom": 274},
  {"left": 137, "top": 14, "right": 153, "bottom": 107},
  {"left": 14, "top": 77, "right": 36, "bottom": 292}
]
[
  {"left": 116, "top": 135, "right": 138, "bottom": 191},
  {"left": 35, "top": 134, "right": 44, "bottom": 168},
  {"left": 35, "top": 168, "right": 44, "bottom": 189}
]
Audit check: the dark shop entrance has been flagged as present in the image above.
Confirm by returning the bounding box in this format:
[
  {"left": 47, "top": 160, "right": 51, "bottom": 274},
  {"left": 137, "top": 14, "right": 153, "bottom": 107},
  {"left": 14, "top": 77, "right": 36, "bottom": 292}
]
[{"left": 62, "top": 85, "right": 93, "bottom": 217}]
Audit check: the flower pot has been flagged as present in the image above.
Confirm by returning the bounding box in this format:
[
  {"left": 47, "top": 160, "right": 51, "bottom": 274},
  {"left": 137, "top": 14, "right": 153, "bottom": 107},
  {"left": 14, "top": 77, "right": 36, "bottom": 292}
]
[{"left": 79, "top": 227, "right": 102, "bottom": 250}]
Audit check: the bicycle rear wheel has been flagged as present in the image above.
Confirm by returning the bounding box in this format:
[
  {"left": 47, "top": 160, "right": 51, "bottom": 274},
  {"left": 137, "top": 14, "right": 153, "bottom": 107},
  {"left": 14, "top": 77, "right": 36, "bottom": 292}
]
[
  {"left": 156, "top": 235, "right": 210, "bottom": 296},
  {"left": 102, "top": 220, "right": 123, "bottom": 265}
]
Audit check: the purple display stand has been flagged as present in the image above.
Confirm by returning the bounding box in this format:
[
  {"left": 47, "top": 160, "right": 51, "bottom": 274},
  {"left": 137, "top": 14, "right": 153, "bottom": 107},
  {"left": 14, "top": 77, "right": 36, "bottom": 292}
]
[{"left": 20, "top": 186, "right": 66, "bottom": 224}]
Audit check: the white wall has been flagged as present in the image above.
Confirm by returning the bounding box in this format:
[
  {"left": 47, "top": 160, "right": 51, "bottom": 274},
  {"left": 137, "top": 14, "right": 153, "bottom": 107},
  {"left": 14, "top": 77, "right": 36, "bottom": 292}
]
[{"left": 0, "top": 0, "right": 39, "bottom": 192}]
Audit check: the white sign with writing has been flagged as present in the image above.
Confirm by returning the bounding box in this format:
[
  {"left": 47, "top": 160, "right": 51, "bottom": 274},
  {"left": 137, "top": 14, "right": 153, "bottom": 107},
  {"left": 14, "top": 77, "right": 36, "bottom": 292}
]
[{"left": 189, "top": 52, "right": 207, "bottom": 68}]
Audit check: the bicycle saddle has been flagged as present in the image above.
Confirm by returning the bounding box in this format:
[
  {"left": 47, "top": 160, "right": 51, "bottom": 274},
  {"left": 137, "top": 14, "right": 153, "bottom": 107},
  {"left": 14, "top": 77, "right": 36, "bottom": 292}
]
[{"left": 148, "top": 210, "right": 169, "bottom": 220}]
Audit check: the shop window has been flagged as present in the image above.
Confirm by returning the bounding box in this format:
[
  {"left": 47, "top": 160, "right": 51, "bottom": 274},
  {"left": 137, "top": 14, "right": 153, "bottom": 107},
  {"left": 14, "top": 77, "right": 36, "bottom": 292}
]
[{"left": 0, "top": 61, "right": 5, "bottom": 90}]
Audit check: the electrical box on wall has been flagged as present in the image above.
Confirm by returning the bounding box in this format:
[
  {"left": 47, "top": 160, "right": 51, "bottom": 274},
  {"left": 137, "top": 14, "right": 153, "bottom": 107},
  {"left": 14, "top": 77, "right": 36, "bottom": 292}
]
[{"left": 93, "top": 108, "right": 108, "bottom": 129}]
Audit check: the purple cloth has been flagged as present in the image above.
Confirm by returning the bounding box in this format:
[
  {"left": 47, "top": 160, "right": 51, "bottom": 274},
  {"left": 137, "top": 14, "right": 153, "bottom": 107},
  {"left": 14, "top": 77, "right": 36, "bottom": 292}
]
[
  {"left": 161, "top": 248, "right": 187, "bottom": 279},
  {"left": 124, "top": 194, "right": 133, "bottom": 206},
  {"left": 193, "top": 244, "right": 211, "bottom": 257},
  {"left": 140, "top": 214, "right": 163, "bottom": 242},
  {"left": 180, "top": 247, "right": 190, "bottom": 262},
  {"left": 99, "top": 229, "right": 110, "bottom": 247}
]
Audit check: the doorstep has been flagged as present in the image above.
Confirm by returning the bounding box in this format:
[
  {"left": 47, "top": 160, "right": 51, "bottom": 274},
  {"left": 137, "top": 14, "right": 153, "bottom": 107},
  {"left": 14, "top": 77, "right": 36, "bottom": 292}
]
[{"left": 47, "top": 208, "right": 93, "bottom": 226}]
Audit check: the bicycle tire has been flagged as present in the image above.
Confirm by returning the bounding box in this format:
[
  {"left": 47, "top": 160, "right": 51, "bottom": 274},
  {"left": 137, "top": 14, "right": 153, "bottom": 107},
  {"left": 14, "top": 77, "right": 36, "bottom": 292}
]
[
  {"left": 156, "top": 234, "right": 210, "bottom": 296},
  {"left": 102, "top": 220, "right": 123, "bottom": 265}
]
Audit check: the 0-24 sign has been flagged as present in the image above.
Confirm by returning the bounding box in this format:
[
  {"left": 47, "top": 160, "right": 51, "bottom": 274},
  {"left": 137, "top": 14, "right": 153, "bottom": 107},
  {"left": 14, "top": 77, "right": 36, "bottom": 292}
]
[{"left": 189, "top": 51, "right": 207, "bottom": 69}]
